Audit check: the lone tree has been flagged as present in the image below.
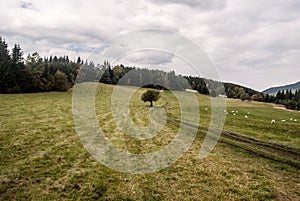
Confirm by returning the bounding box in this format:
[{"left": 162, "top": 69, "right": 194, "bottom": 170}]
[{"left": 141, "top": 90, "right": 160, "bottom": 107}]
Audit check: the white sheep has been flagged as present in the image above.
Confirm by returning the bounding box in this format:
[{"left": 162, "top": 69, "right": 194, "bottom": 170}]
[
  {"left": 245, "top": 115, "right": 248, "bottom": 118},
  {"left": 271, "top": 119, "right": 276, "bottom": 124},
  {"left": 281, "top": 120, "right": 286, "bottom": 122}
]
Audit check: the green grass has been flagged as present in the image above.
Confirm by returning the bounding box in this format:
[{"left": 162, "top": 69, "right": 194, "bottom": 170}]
[
  {"left": 223, "top": 100, "right": 300, "bottom": 147},
  {"left": 0, "top": 83, "right": 299, "bottom": 200}
]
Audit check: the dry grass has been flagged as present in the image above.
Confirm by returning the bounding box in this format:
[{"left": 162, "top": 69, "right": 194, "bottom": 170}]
[{"left": 0, "top": 83, "right": 299, "bottom": 200}]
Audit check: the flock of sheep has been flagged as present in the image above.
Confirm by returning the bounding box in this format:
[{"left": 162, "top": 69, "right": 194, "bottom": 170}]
[
  {"left": 204, "top": 108, "right": 297, "bottom": 124},
  {"left": 225, "top": 110, "right": 297, "bottom": 124},
  {"left": 272, "top": 118, "right": 297, "bottom": 124}
]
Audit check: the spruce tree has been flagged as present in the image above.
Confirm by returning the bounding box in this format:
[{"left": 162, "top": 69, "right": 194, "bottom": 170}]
[{"left": 0, "top": 37, "right": 11, "bottom": 92}]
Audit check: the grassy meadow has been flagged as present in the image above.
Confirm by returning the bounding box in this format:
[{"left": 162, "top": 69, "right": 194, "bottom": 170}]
[{"left": 0, "top": 83, "right": 299, "bottom": 200}]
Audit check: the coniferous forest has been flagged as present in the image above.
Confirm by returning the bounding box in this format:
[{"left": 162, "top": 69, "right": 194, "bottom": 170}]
[{"left": 0, "top": 37, "right": 299, "bottom": 110}]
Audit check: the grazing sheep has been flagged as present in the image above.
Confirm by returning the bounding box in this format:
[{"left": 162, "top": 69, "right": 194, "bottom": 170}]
[
  {"left": 290, "top": 118, "right": 293, "bottom": 121},
  {"left": 294, "top": 119, "right": 297, "bottom": 122},
  {"left": 231, "top": 110, "right": 235, "bottom": 113},
  {"left": 247, "top": 112, "right": 250, "bottom": 114},
  {"left": 281, "top": 120, "right": 286, "bottom": 122},
  {"left": 245, "top": 115, "right": 248, "bottom": 118},
  {"left": 205, "top": 108, "right": 208, "bottom": 111},
  {"left": 271, "top": 119, "right": 276, "bottom": 124},
  {"left": 233, "top": 113, "right": 236, "bottom": 116}
]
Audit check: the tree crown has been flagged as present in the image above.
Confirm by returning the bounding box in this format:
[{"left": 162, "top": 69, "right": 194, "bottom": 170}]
[{"left": 141, "top": 90, "right": 160, "bottom": 106}]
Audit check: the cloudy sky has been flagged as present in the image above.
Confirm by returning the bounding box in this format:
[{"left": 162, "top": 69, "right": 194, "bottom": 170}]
[{"left": 1, "top": 0, "right": 299, "bottom": 91}]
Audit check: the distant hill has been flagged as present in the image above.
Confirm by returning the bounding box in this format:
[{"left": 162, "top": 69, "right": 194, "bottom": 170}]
[{"left": 263, "top": 81, "right": 300, "bottom": 94}]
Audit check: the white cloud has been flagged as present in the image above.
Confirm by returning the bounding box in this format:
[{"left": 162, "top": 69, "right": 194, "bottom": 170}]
[
  {"left": 119, "top": 50, "right": 174, "bottom": 65},
  {"left": 0, "top": 0, "right": 299, "bottom": 90}
]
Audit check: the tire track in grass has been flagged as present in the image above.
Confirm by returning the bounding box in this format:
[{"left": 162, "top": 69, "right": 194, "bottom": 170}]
[
  {"left": 168, "top": 117, "right": 300, "bottom": 169},
  {"left": 221, "top": 131, "right": 300, "bottom": 161},
  {"left": 214, "top": 130, "right": 300, "bottom": 169},
  {"left": 219, "top": 138, "right": 300, "bottom": 169}
]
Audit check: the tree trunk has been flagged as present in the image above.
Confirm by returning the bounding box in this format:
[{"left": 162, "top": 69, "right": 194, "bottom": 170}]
[{"left": 150, "top": 101, "right": 153, "bottom": 107}]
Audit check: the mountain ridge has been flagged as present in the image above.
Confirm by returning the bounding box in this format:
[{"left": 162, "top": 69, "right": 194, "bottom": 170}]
[{"left": 263, "top": 81, "right": 300, "bottom": 94}]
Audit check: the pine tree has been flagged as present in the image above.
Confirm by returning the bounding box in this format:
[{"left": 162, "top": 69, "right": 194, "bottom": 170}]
[
  {"left": 11, "top": 44, "right": 23, "bottom": 64},
  {"left": 0, "top": 37, "right": 11, "bottom": 92},
  {"left": 6, "top": 44, "right": 26, "bottom": 92},
  {"left": 76, "top": 56, "right": 82, "bottom": 64}
]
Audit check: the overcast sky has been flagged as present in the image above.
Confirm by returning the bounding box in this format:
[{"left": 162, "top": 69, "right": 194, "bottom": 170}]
[{"left": 1, "top": 0, "right": 299, "bottom": 91}]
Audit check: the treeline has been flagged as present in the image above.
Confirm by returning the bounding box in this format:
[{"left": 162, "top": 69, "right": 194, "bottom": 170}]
[
  {"left": 78, "top": 60, "right": 191, "bottom": 91},
  {"left": 79, "top": 61, "right": 227, "bottom": 96},
  {"left": 79, "top": 61, "right": 300, "bottom": 110},
  {"left": 274, "top": 90, "right": 300, "bottom": 110},
  {"left": 222, "top": 83, "right": 300, "bottom": 110},
  {"left": 241, "top": 88, "right": 300, "bottom": 110},
  {"left": 0, "top": 37, "right": 80, "bottom": 93},
  {"left": 1, "top": 37, "right": 299, "bottom": 110}
]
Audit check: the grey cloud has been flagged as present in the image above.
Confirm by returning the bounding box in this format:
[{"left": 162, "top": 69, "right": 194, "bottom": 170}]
[
  {"left": 146, "top": 0, "right": 226, "bottom": 10},
  {"left": 1, "top": 0, "right": 299, "bottom": 90},
  {"left": 19, "top": 1, "right": 38, "bottom": 11},
  {"left": 67, "top": 44, "right": 96, "bottom": 54}
]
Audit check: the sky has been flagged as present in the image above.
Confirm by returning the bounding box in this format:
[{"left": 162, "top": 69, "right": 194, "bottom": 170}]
[{"left": 0, "top": 0, "right": 300, "bottom": 91}]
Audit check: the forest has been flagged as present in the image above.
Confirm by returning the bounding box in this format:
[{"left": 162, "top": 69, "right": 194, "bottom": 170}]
[{"left": 0, "top": 37, "right": 299, "bottom": 110}]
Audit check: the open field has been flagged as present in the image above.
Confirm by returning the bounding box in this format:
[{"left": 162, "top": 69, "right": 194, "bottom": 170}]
[{"left": 1, "top": 83, "right": 300, "bottom": 200}]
